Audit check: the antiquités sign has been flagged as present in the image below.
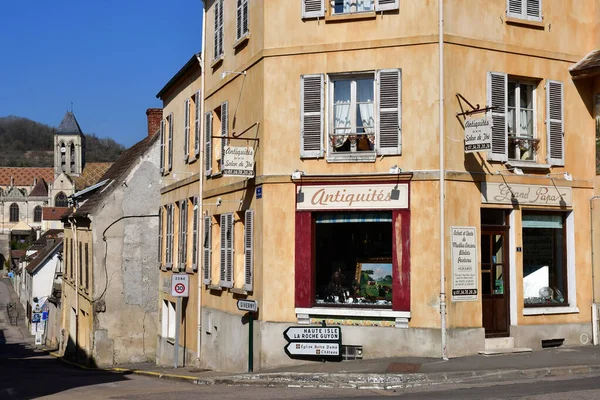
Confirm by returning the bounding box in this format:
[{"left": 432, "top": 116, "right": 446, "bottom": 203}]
[
  {"left": 222, "top": 146, "right": 255, "bottom": 177},
  {"left": 451, "top": 227, "right": 478, "bottom": 301},
  {"left": 481, "top": 182, "right": 572, "bottom": 207},
  {"left": 464, "top": 116, "right": 492, "bottom": 153},
  {"left": 296, "top": 183, "right": 409, "bottom": 210}
]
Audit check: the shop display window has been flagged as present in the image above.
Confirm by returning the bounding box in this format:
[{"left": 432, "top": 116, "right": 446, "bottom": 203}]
[
  {"left": 314, "top": 212, "right": 392, "bottom": 307},
  {"left": 522, "top": 212, "right": 567, "bottom": 306}
]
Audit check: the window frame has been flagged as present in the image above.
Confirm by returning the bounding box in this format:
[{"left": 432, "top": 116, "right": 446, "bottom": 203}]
[
  {"left": 507, "top": 78, "right": 538, "bottom": 162},
  {"left": 236, "top": 0, "right": 250, "bottom": 42},
  {"left": 9, "top": 203, "right": 19, "bottom": 222},
  {"left": 33, "top": 206, "right": 42, "bottom": 223}
]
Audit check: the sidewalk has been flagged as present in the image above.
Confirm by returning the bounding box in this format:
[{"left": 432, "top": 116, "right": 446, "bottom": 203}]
[{"left": 98, "top": 345, "right": 600, "bottom": 390}]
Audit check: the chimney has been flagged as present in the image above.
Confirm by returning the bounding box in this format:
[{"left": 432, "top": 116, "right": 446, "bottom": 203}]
[{"left": 146, "top": 108, "right": 163, "bottom": 137}]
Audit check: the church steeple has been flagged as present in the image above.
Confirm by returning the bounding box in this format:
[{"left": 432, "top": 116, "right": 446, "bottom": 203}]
[{"left": 54, "top": 111, "right": 86, "bottom": 178}]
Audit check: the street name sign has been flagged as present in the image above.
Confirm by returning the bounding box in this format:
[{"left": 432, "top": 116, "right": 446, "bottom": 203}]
[
  {"left": 237, "top": 299, "right": 258, "bottom": 312},
  {"left": 283, "top": 326, "right": 341, "bottom": 342},
  {"left": 285, "top": 342, "right": 340, "bottom": 357},
  {"left": 171, "top": 274, "right": 190, "bottom": 297}
]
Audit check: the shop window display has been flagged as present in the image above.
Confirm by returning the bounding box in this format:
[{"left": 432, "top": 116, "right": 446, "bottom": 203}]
[{"left": 314, "top": 212, "right": 392, "bottom": 307}]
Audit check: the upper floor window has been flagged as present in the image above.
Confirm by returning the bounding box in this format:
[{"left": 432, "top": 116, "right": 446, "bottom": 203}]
[
  {"left": 302, "top": 0, "right": 398, "bottom": 18},
  {"left": 236, "top": 0, "right": 249, "bottom": 41},
  {"left": 507, "top": 0, "right": 542, "bottom": 22},
  {"left": 300, "top": 69, "right": 402, "bottom": 161},
  {"left": 332, "top": 0, "right": 374, "bottom": 14},
  {"left": 487, "top": 72, "right": 563, "bottom": 166},
  {"left": 9, "top": 203, "right": 19, "bottom": 222},
  {"left": 214, "top": 0, "right": 224, "bottom": 60},
  {"left": 33, "top": 206, "right": 42, "bottom": 223}
]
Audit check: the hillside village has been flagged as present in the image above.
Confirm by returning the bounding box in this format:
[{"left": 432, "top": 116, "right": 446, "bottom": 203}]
[{"left": 4, "top": 0, "right": 600, "bottom": 381}]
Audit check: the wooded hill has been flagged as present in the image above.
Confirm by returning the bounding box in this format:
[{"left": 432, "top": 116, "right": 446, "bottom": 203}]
[{"left": 0, "top": 116, "right": 125, "bottom": 167}]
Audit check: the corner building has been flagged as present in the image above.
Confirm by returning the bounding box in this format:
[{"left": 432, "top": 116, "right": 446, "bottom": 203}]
[{"left": 199, "top": 0, "right": 599, "bottom": 371}]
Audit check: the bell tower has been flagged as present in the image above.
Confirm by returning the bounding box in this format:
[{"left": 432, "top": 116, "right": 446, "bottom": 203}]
[{"left": 54, "top": 111, "right": 86, "bottom": 178}]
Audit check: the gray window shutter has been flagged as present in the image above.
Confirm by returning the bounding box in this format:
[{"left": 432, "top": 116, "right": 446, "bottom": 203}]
[
  {"left": 158, "top": 206, "right": 163, "bottom": 268},
  {"left": 377, "top": 69, "right": 402, "bottom": 155},
  {"left": 179, "top": 200, "right": 188, "bottom": 269},
  {"left": 507, "top": 0, "right": 541, "bottom": 21},
  {"left": 243, "top": 209, "right": 254, "bottom": 291},
  {"left": 159, "top": 120, "right": 165, "bottom": 174},
  {"left": 225, "top": 213, "right": 234, "bottom": 287},
  {"left": 203, "top": 215, "right": 212, "bottom": 284},
  {"left": 300, "top": 74, "right": 324, "bottom": 158},
  {"left": 168, "top": 113, "right": 173, "bottom": 171},
  {"left": 487, "top": 72, "right": 508, "bottom": 162},
  {"left": 546, "top": 80, "right": 564, "bottom": 166},
  {"left": 242, "top": 0, "right": 249, "bottom": 36},
  {"left": 184, "top": 99, "right": 190, "bottom": 162},
  {"left": 302, "top": 0, "right": 325, "bottom": 19},
  {"left": 214, "top": 0, "right": 224, "bottom": 59},
  {"left": 219, "top": 213, "right": 234, "bottom": 288},
  {"left": 205, "top": 112, "right": 213, "bottom": 176},
  {"left": 195, "top": 91, "right": 201, "bottom": 158},
  {"left": 221, "top": 101, "right": 228, "bottom": 170},
  {"left": 237, "top": 0, "right": 242, "bottom": 40},
  {"left": 166, "top": 204, "right": 173, "bottom": 270},
  {"left": 375, "top": 0, "right": 399, "bottom": 11},
  {"left": 192, "top": 197, "right": 199, "bottom": 272},
  {"left": 507, "top": 0, "right": 523, "bottom": 18}
]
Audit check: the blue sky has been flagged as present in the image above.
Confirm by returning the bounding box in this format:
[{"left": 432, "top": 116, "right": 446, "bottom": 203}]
[{"left": 0, "top": 0, "right": 203, "bottom": 148}]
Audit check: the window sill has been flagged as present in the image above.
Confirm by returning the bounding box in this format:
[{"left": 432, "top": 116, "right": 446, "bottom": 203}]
[
  {"left": 233, "top": 33, "right": 250, "bottom": 50},
  {"left": 523, "top": 306, "right": 579, "bottom": 316},
  {"left": 230, "top": 288, "right": 248, "bottom": 295},
  {"left": 506, "top": 17, "right": 545, "bottom": 29},
  {"left": 505, "top": 161, "right": 550, "bottom": 171},
  {"left": 207, "top": 284, "right": 222, "bottom": 291},
  {"left": 325, "top": 11, "right": 376, "bottom": 22},
  {"left": 211, "top": 55, "right": 224, "bottom": 69},
  {"left": 327, "top": 153, "right": 377, "bottom": 163}
]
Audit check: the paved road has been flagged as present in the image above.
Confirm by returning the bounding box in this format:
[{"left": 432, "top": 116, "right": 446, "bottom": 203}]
[{"left": 3, "top": 278, "right": 600, "bottom": 399}]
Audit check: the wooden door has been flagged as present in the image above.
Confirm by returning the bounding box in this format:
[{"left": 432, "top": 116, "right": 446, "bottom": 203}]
[{"left": 481, "top": 229, "right": 510, "bottom": 337}]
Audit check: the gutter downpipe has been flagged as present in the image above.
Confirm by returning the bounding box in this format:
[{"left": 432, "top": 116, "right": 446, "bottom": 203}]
[
  {"left": 439, "top": 0, "right": 448, "bottom": 360},
  {"left": 590, "top": 196, "right": 600, "bottom": 345},
  {"left": 197, "top": 4, "right": 207, "bottom": 361}
]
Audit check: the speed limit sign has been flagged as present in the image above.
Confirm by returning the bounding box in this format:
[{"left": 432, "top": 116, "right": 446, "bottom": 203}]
[{"left": 171, "top": 274, "right": 189, "bottom": 297}]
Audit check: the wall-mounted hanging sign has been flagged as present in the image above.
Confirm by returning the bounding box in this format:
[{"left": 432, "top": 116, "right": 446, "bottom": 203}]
[
  {"left": 222, "top": 146, "right": 255, "bottom": 177},
  {"left": 464, "top": 116, "right": 492, "bottom": 153}
]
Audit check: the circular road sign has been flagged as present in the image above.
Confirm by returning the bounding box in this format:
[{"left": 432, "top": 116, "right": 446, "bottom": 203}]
[{"left": 174, "top": 283, "right": 186, "bottom": 294}]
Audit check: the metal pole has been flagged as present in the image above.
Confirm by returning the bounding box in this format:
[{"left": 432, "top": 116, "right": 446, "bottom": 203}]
[
  {"left": 248, "top": 312, "right": 253, "bottom": 372},
  {"left": 174, "top": 296, "right": 181, "bottom": 368}
]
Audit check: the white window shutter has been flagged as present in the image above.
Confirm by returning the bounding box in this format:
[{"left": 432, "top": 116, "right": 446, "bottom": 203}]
[
  {"left": 300, "top": 74, "right": 324, "bottom": 158},
  {"left": 203, "top": 215, "right": 212, "bottom": 284},
  {"left": 302, "top": 0, "right": 325, "bottom": 19},
  {"left": 507, "top": 0, "right": 523, "bottom": 18},
  {"left": 195, "top": 91, "right": 201, "bottom": 158},
  {"left": 377, "top": 69, "right": 402, "bottom": 155},
  {"left": 526, "top": 0, "right": 541, "bottom": 21},
  {"left": 487, "top": 72, "right": 508, "bottom": 162},
  {"left": 205, "top": 112, "right": 213, "bottom": 176},
  {"left": 159, "top": 119, "right": 165, "bottom": 174},
  {"left": 192, "top": 197, "right": 199, "bottom": 272},
  {"left": 168, "top": 113, "right": 173, "bottom": 171},
  {"left": 184, "top": 99, "right": 190, "bottom": 162},
  {"left": 221, "top": 101, "right": 229, "bottom": 170},
  {"left": 242, "top": 0, "right": 249, "bottom": 36},
  {"left": 546, "top": 80, "right": 564, "bottom": 166},
  {"left": 158, "top": 206, "right": 163, "bottom": 268},
  {"left": 375, "top": 0, "right": 399, "bottom": 12},
  {"left": 243, "top": 209, "right": 254, "bottom": 291}
]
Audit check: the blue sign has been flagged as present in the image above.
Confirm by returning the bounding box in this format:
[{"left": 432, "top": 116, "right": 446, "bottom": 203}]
[
  {"left": 32, "top": 313, "right": 41, "bottom": 323},
  {"left": 42, "top": 311, "right": 49, "bottom": 321},
  {"left": 256, "top": 187, "right": 262, "bottom": 199}
]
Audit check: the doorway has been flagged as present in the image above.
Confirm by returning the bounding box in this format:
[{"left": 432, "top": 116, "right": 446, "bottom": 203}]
[{"left": 481, "top": 209, "right": 510, "bottom": 337}]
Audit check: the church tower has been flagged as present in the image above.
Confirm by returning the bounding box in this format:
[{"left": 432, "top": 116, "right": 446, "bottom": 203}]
[{"left": 54, "top": 111, "right": 86, "bottom": 178}]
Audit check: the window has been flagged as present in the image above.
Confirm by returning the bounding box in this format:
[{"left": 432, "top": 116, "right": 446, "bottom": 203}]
[
  {"left": 161, "top": 300, "right": 176, "bottom": 339},
  {"left": 194, "top": 91, "right": 201, "bottom": 159},
  {"left": 507, "top": 0, "right": 542, "bottom": 22},
  {"left": 203, "top": 215, "right": 212, "bottom": 284},
  {"left": 70, "top": 143, "right": 75, "bottom": 170},
  {"left": 522, "top": 212, "right": 567, "bottom": 306},
  {"left": 301, "top": 70, "right": 402, "bottom": 160},
  {"left": 69, "top": 238, "right": 73, "bottom": 280},
  {"left": 33, "top": 206, "right": 42, "bottom": 223},
  {"left": 78, "top": 242, "right": 83, "bottom": 287},
  {"left": 204, "top": 112, "right": 213, "bottom": 176},
  {"left": 158, "top": 207, "right": 163, "bottom": 267},
  {"left": 214, "top": 0, "right": 224, "bottom": 60},
  {"left": 236, "top": 0, "right": 249, "bottom": 41},
  {"left": 9, "top": 203, "right": 19, "bottom": 222},
  {"left": 55, "top": 192, "right": 68, "bottom": 207},
  {"left": 160, "top": 119, "right": 165, "bottom": 174},
  {"left": 178, "top": 199, "right": 188, "bottom": 270},
  {"left": 85, "top": 243, "right": 89, "bottom": 290},
  {"left": 166, "top": 204, "right": 174, "bottom": 270},
  {"left": 219, "top": 102, "right": 229, "bottom": 171},
  {"left": 184, "top": 98, "right": 190, "bottom": 162},
  {"left": 60, "top": 142, "right": 66, "bottom": 170},
  {"left": 314, "top": 212, "right": 392, "bottom": 307},
  {"left": 219, "top": 213, "right": 234, "bottom": 288},
  {"left": 507, "top": 80, "right": 536, "bottom": 161},
  {"left": 331, "top": 0, "right": 374, "bottom": 14},
  {"left": 487, "top": 72, "right": 563, "bottom": 165},
  {"left": 192, "top": 197, "right": 199, "bottom": 272},
  {"left": 167, "top": 113, "right": 174, "bottom": 171},
  {"left": 243, "top": 210, "right": 254, "bottom": 291}
]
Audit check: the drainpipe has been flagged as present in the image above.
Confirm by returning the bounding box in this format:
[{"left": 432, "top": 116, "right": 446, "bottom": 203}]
[
  {"left": 197, "top": 4, "right": 207, "bottom": 362},
  {"left": 590, "top": 196, "right": 600, "bottom": 344},
  {"left": 438, "top": 0, "right": 448, "bottom": 360}
]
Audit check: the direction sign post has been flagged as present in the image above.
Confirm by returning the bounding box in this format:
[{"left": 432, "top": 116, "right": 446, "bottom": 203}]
[
  {"left": 283, "top": 326, "right": 342, "bottom": 361},
  {"left": 170, "top": 274, "right": 189, "bottom": 369},
  {"left": 237, "top": 299, "right": 258, "bottom": 372}
]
